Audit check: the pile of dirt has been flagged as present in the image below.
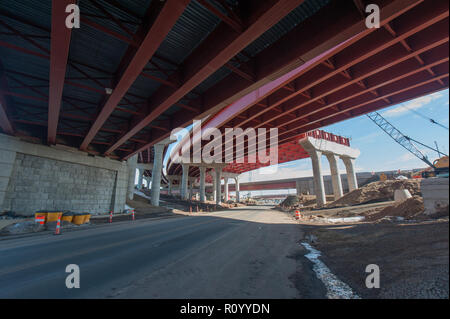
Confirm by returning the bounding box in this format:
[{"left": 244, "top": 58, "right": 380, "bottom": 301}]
[
  {"left": 328, "top": 179, "right": 421, "bottom": 208},
  {"left": 280, "top": 195, "right": 300, "bottom": 207},
  {"left": 279, "top": 194, "right": 334, "bottom": 209},
  {"left": 366, "top": 196, "right": 425, "bottom": 220}
]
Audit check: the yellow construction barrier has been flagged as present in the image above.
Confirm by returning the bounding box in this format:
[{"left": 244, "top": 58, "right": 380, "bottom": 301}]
[
  {"left": 34, "top": 211, "right": 47, "bottom": 224},
  {"left": 62, "top": 213, "right": 74, "bottom": 223},
  {"left": 46, "top": 211, "right": 62, "bottom": 222},
  {"left": 83, "top": 213, "right": 91, "bottom": 223},
  {"left": 72, "top": 214, "right": 85, "bottom": 225}
]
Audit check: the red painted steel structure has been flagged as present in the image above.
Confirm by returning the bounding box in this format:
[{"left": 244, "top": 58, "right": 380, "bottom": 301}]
[
  {"left": 0, "top": 0, "right": 447, "bottom": 167},
  {"left": 48, "top": 0, "right": 75, "bottom": 145}
]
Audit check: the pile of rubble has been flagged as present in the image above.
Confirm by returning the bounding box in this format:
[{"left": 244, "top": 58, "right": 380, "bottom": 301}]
[
  {"left": 366, "top": 196, "right": 425, "bottom": 221},
  {"left": 328, "top": 179, "right": 421, "bottom": 208}
]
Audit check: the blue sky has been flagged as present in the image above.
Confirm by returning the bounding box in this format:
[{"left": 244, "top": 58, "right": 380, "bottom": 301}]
[{"left": 150, "top": 89, "right": 449, "bottom": 194}]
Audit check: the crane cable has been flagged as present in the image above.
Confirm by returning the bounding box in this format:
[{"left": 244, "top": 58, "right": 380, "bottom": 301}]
[{"left": 398, "top": 103, "right": 449, "bottom": 130}]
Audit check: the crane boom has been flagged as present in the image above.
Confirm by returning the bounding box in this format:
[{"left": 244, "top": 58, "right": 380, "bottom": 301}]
[{"left": 366, "top": 112, "right": 435, "bottom": 168}]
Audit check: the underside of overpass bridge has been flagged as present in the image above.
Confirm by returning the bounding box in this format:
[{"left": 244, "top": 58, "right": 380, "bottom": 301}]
[{"left": 0, "top": 0, "right": 448, "bottom": 215}]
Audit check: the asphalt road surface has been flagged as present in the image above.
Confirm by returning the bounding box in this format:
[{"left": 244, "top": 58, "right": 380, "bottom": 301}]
[{"left": 0, "top": 206, "right": 326, "bottom": 298}]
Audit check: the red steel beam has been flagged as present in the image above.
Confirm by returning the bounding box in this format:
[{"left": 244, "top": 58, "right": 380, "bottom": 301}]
[
  {"left": 0, "top": 83, "right": 14, "bottom": 135},
  {"left": 219, "top": 2, "right": 449, "bottom": 157},
  {"left": 124, "top": 0, "right": 423, "bottom": 160},
  {"left": 80, "top": 0, "right": 190, "bottom": 151},
  {"left": 219, "top": 10, "right": 449, "bottom": 158},
  {"left": 47, "top": 0, "right": 75, "bottom": 145},
  {"left": 104, "top": 0, "right": 307, "bottom": 156}
]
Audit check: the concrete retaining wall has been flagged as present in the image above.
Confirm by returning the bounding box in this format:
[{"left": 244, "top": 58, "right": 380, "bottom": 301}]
[
  {"left": 421, "top": 177, "right": 449, "bottom": 215},
  {"left": 0, "top": 134, "right": 130, "bottom": 216}
]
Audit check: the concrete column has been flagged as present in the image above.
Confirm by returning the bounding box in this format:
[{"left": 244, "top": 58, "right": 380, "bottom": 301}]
[
  {"left": 215, "top": 168, "right": 222, "bottom": 205},
  {"left": 137, "top": 168, "right": 144, "bottom": 189},
  {"left": 326, "top": 153, "right": 344, "bottom": 200},
  {"left": 181, "top": 164, "right": 189, "bottom": 200},
  {"left": 310, "top": 150, "right": 326, "bottom": 207},
  {"left": 223, "top": 177, "right": 229, "bottom": 202},
  {"left": 212, "top": 171, "right": 217, "bottom": 202},
  {"left": 0, "top": 149, "right": 16, "bottom": 211},
  {"left": 234, "top": 176, "right": 240, "bottom": 203},
  {"left": 199, "top": 166, "right": 206, "bottom": 202},
  {"left": 150, "top": 144, "right": 164, "bottom": 206},
  {"left": 341, "top": 156, "right": 358, "bottom": 191},
  {"left": 168, "top": 178, "right": 173, "bottom": 196},
  {"left": 189, "top": 181, "right": 193, "bottom": 200},
  {"left": 295, "top": 179, "right": 301, "bottom": 196},
  {"left": 127, "top": 155, "right": 138, "bottom": 200}
]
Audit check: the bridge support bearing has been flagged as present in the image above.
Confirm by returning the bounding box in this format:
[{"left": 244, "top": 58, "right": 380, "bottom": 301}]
[{"left": 150, "top": 144, "right": 165, "bottom": 206}]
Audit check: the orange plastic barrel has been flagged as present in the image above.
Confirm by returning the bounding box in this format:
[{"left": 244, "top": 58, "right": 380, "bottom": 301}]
[
  {"left": 72, "top": 213, "right": 85, "bottom": 225},
  {"left": 34, "top": 211, "right": 47, "bottom": 224},
  {"left": 83, "top": 213, "right": 91, "bottom": 223},
  {"left": 46, "top": 211, "right": 63, "bottom": 222},
  {"left": 62, "top": 212, "right": 74, "bottom": 223},
  {"left": 35, "top": 211, "right": 47, "bottom": 224}
]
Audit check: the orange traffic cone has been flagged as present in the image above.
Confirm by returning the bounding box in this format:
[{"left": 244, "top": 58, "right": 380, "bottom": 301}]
[
  {"left": 54, "top": 216, "right": 61, "bottom": 235},
  {"left": 109, "top": 211, "right": 113, "bottom": 223},
  {"left": 295, "top": 210, "right": 300, "bottom": 219}
]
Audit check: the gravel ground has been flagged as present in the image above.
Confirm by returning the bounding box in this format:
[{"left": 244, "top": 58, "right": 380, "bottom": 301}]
[{"left": 302, "top": 218, "right": 449, "bottom": 298}]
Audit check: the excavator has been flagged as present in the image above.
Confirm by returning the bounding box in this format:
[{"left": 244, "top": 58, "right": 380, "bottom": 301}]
[{"left": 366, "top": 112, "right": 449, "bottom": 179}]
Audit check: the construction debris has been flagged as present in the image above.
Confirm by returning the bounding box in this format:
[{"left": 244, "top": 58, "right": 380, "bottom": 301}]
[
  {"left": 327, "top": 179, "right": 421, "bottom": 208},
  {"left": 366, "top": 196, "right": 425, "bottom": 220}
]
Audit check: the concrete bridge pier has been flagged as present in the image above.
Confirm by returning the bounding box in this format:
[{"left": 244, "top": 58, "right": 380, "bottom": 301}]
[
  {"left": 223, "top": 177, "right": 229, "bottom": 202},
  {"left": 341, "top": 156, "right": 358, "bottom": 191},
  {"left": 127, "top": 155, "right": 138, "bottom": 200},
  {"left": 325, "top": 153, "right": 344, "bottom": 201},
  {"left": 299, "top": 135, "right": 360, "bottom": 207},
  {"left": 215, "top": 167, "right": 222, "bottom": 205},
  {"left": 199, "top": 166, "right": 206, "bottom": 202},
  {"left": 150, "top": 144, "right": 164, "bottom": 206},
  {"left": 181, "top": 164, "right": 189, "bottom": 200},
  {"left": 234, "top": 176, "right": 240, "bottom": 203}
]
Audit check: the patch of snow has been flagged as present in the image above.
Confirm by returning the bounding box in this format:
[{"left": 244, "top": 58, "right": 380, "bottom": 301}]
[{"left": 301, "top": 242, "right": 360, "bottom": 299}]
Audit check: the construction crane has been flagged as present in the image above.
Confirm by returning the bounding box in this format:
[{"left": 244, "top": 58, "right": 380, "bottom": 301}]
[{"left": 366, "top": 112, "right": 449, "bottom": 177}]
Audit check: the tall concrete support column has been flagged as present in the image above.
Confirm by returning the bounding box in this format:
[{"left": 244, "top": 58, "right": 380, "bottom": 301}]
[
  {"left": 341, "top": 156, "right": 358, "bottom": 191},
  {"left": 137, "top": 168, "right": 144, "bottom": 189},
  {"left": 310, "top": 150, "right": 326, "bottom": 207},
  {"left": 189, "top": 181, "right": 193, "bottom": 200},
  {"left": 326, "top": 153, "right": 344, "bottom": 200},
  {"left": 215, "top": 168, "right": 222, "bottom": 205},
  {"left": 223, "top": 178, "right": 229, "bottom": 202},
  {"left": 234, "top": 176, "right": 240, "bottom": 203},
  {"left": 127, "top": 155, "right": 138, "bottom": 200},
  {"left": 199, "top": 167, "right": 206, "bottom": 203},
  {"left": 212, "top": 171, "right": 217, "bottom": 202},
  {"left": 150, "top": 144, "right": 164, "bottom": 206},
  {"left": 295, "top": 179, "right": 301, "bottom": 196},
  {"left": 181, "top": 164, "right": 189, "bottom": 200},
  {"left": 168, "top": 178, "right": 173, "bottom": 196}
]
